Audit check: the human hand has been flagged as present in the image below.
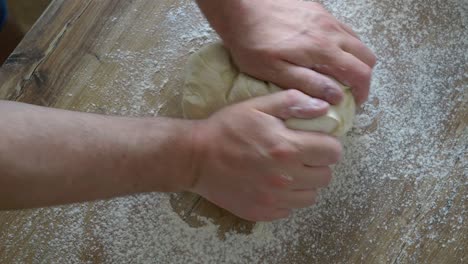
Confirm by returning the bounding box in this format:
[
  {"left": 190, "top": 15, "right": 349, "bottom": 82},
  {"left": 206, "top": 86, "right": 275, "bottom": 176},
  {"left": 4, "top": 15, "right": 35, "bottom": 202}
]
[
  {"left": 197, "top": 0, "right": 376, "bottom": 105},
  {"left": 188, "top": 90, "right": 342, "bottom": 221}
]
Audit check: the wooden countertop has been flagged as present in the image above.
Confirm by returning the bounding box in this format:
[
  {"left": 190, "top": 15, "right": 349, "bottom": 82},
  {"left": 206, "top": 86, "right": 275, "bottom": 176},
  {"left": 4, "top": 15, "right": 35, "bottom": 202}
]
[{"left": 0, "top": 0, "right": 466, "bottom": 263}]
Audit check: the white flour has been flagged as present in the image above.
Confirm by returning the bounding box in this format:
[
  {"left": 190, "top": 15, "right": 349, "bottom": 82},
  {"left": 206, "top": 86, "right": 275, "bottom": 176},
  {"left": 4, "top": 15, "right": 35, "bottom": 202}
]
[{"left": 1, "top": 0, "right": 466, "bottom": 263}]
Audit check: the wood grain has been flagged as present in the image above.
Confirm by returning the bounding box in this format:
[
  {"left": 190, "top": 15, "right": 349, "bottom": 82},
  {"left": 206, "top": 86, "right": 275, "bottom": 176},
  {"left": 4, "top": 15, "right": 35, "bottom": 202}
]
[{"left": 0, "top": 0, "right": 466, "bottom": 263}]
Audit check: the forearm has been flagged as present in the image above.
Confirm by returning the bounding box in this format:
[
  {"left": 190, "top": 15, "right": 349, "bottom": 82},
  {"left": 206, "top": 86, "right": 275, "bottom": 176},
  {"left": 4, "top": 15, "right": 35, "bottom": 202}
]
[
  {"left": 0, "top": 101, "right": 195, "bottom": 210},
  {"left": 196, "top": 0, "right": 252, "bottom": 45}
]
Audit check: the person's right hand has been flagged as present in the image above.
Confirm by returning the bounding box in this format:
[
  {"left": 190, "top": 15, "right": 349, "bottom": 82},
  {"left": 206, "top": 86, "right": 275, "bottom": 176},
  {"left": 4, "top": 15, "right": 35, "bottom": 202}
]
[
  {"left": 197, "top": 0, "right": 377, "bottom": 105},
  {"left": 188, "top": 90, "right": 342, "bottom": 221}
]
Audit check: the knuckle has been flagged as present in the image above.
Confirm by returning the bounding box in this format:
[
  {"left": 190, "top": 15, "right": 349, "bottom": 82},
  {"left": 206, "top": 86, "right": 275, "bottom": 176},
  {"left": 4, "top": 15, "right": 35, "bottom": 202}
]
[
  {"left": 312, "top": 40, "right": 339, "bottom": 63},
  {"left": 316, "top": 167, "right": 333, "bottom": 187},
  {"left": 330, "top": 146, "right": 343, "bottom": 164},
  {"left": 319, "top": 18, "right": 340, "bottom": 32},
  {"left": 266, "top": 174, "right": 291, "bottom": 190},
  {"left": 357, "top": 65, "right": 373, "bottom": 83},
  {"left": 312, "top": 38, "right": 331, "bottom": 53},
  {"left": 325, "top": 138, "right": 343, "bottom": 163},
  {"left": 363, "top": 66, "right": 373, "bottom": 80},
  {"left": 268, "top": 141, "right": 299, "bottom": 162},
  {"left": 283, "top": 89, "right": 304, "bottom": 105},
  {"left": 322, "top": 49, "right": 339, "bottom": 64}
]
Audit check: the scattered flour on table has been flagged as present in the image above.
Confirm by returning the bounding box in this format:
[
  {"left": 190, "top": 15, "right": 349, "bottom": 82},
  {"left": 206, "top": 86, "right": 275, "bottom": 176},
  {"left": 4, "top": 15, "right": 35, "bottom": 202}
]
[{"left": 1, "top": 0, "right": 466, "bottom": 263}]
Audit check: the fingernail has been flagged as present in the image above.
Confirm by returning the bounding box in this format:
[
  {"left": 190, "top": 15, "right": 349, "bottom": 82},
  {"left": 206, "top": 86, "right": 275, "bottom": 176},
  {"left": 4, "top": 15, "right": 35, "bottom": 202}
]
[
  {"left": 324, "top": 83, "right": 343, "bottom": 104},
  {"left": 288, "top": 98, "right": 328, "bottom": 118},
  {"left": 305, "top": 98, "right": 329, "bottom": 109},
  {"left": 290, "top": 98, "right": 328, "bottom": 114},
  {"left": 280, "top": 173, "right": 294, "bottom": 182}
]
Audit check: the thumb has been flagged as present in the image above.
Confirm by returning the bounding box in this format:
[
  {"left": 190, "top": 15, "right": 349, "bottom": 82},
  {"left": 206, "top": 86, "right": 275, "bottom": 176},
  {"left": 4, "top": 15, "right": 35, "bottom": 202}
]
[{"left": 245, "top": 89, "right": 329, "bottom": 120}]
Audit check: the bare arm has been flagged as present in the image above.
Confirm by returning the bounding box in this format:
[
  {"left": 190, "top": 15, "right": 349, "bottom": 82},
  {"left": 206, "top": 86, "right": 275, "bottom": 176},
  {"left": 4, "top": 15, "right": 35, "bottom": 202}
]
[
  {"left": 0, "top": 100, "right": 195, "bottom": 209},
  {"left": 0, "top": 89, "right": 339, "bottom": 222}
]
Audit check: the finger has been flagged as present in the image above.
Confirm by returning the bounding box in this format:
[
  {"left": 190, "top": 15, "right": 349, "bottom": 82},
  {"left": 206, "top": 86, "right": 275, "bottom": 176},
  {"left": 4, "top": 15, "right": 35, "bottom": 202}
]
[
  {"left": 339, "top": 21, "right": 360, "bottom": 40},
  {"left": 341, "top": 37, "right": 377, "bottom": 68},
  {"left": 278, "top": 190, "right": 318, "bottom": 209},
  {"left": 271, "top": 61, "right": 344, "bottom": 105},
  {"left": 289, "top": 166, "right": 332, "bottom": 190},
  {"left": 288, "top": 131, "right": 342, "bottom": 166},
  {"left": 313, "top": 51, "right": 372, "bottom": 104},
  {"left": 248, "top": 89, "right": 329, "bottom": 120}
]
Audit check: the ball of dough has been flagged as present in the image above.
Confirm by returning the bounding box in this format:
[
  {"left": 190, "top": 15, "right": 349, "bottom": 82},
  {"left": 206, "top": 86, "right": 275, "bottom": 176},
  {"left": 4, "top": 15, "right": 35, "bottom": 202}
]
[{"left": 182, "top": 42, "right": 356, "bottom": 136}]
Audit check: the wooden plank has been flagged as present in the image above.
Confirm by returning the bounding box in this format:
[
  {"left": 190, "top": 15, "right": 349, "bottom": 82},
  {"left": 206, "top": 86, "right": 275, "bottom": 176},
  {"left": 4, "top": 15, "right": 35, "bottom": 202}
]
[{"left": 0, "top": 0, "right": 466, "bottom": 263}]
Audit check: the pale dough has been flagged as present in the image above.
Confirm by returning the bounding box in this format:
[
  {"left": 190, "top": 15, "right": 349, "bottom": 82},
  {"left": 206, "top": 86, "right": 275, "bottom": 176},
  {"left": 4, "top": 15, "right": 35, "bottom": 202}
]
[{"left": 182, "top": 42, "right": 356, "bottom": 136}]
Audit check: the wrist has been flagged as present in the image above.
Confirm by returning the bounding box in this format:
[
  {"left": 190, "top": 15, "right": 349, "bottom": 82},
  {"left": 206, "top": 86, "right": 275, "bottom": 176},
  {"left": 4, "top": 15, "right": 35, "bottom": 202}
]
[
  {"left": 122, "top": 118, "right": 199, "bottom": 193},
  {"left": 185, "top": 119, "right": 206, "bottom": 192},
  {"left": 169, "top": 118, "right": 205, "bottom": 192}
]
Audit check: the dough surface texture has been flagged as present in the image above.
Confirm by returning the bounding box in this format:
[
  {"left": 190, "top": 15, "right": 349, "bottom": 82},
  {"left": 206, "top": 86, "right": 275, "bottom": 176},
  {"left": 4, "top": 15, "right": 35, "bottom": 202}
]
[{"left": 182, "top": 43, "right": 356, "bottom": 136}]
